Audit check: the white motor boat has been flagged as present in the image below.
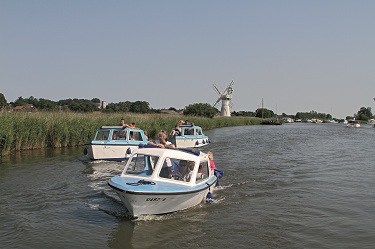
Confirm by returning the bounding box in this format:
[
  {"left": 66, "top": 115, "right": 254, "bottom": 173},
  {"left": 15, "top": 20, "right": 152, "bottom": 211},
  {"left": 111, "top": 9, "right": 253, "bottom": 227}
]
[
  {"left": 168, "top": 124, "right": 210, "bottom": 148},
  {"left": 346, "top": 120, "right": 360, "bottom": 128},
  {"left": 84, "top": 126, "right": 149, "bottom": 161},
  {"left": 108, "top": 145, "right": 222, "bottom": 217}
]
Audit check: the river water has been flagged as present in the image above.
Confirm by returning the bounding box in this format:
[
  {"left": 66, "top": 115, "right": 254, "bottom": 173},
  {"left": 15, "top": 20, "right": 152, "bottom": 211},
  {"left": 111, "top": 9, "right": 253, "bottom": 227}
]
[{"left": 0, "top": 123, "right": 374, "bottom": 249}]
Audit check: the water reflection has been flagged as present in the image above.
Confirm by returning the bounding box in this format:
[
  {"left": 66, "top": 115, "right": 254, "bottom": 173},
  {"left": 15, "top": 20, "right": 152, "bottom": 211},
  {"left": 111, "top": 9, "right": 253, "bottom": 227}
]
[{"left": 107, "top": 219, "right": 135, "bottom": 249}]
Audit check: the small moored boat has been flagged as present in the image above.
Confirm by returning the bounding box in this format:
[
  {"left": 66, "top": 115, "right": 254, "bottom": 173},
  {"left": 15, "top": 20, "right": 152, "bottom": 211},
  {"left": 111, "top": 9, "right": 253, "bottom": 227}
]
[
  {"left": 168, "top": 124, "right": 210, "bottom": 148},
  {"left": 346, "top": 120, "right": 360, "bottom": 128},
  {"left": 107, "top": 145, "right": 222, "bottom": 217},
  {"left": 84, "top": 126, "right": 149, "bottom": 161}
]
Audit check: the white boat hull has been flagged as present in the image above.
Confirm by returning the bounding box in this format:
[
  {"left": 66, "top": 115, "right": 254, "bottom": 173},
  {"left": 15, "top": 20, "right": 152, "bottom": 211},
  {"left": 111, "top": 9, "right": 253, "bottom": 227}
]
[
  {"left": 175, "top": 137, "right": 209, "bottom": 148},
  {"left": 110, "top": 183, "right": 214, "bottom": 217},
  {"left": 85, "top": 144, "right": 137, "bottom": 161},
  {"left": 346, "top": 123, "right": 360, "bottom": 128}
]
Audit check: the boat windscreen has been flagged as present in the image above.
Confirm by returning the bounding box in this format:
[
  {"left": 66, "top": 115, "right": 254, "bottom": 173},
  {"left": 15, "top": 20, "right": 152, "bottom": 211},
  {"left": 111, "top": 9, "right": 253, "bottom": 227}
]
[
  {"left": 124, "top": 154, "right": 159, "bottom": 176},
  {"left": 94, "top": 130, "right": 110, "bottom": 140}
]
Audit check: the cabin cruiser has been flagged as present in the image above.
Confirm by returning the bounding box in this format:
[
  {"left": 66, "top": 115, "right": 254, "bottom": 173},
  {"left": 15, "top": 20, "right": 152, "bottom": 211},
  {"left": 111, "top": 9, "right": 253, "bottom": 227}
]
[
  {"left": 168, "top": 124, "right": 210, "bottom": 148},
  {"left": 108, "top": 145, "right": 222, "bottom": 217},
  {"left": 346, "top": 120, "right": 360, "bottom": 128},
  {"left": 84, "top": 126, "right": 149, "bottom": 161}
]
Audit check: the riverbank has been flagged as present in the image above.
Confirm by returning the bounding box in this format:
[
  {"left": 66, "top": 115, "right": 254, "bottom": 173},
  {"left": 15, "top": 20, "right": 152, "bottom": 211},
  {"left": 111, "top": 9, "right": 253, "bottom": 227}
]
[{"left": 0, "top": 112, "right": 261, "bottom": 155}]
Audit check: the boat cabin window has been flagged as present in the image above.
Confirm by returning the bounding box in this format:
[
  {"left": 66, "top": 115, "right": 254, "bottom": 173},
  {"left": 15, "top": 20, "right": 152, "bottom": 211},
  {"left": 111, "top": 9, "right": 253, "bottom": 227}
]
[
  {"left": 130, "top": 131, "right": 144, "bottom": 141},
  {"left": 195, "top": 128, "right": 202, "bottom": 135},
  {"left": 196, "top": 161, "right": 209, "bottom": 182},
  {"left": 117, "top": 130, "right": 127, "bottom": 140},
  {"left": 124, "top": 154, "right": 159, "bottom": 177},
  {"left": 159, "top": 158, "right": 198, "bottom": 182},
  {"left": 94, "top": 130, "right": 110, "bottom": 140},
  {"left": 183, "top": 128, "right": 194, "bottom": 136}
]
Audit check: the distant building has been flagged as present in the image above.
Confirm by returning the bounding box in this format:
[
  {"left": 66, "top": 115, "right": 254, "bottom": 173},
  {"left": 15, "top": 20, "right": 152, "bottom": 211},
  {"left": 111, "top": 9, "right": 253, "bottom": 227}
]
[
  {"left": 101, "top": 101, "right": 107, "bottom": 109},
  {"left": 13, "top": 104, "right": 37, "bottom": 112},
  {"left": 160, "top": 109, "right": 180, "bottom": 115}
]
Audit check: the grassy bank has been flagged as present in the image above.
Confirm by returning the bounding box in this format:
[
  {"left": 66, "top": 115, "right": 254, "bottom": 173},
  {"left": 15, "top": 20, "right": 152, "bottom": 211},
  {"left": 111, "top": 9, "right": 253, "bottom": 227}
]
[{"left": 0, "top": 111, "right": 261, "bottom": 155}]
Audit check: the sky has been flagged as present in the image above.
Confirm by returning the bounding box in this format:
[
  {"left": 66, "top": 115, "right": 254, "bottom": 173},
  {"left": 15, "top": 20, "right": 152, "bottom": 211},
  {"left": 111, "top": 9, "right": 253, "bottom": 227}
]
[{"left": 1, "top": 0, "right": 375, "bottom": 119}]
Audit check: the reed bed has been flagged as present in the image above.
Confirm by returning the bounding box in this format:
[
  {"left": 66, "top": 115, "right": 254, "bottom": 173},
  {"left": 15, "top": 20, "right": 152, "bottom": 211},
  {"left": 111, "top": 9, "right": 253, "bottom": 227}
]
[{"left": 0, "top": 111, "right": 261, "bottom": 155}]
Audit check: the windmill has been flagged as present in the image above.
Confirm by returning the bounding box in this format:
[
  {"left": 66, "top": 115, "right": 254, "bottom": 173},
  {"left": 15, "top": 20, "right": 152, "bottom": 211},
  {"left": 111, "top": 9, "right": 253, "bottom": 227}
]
[{"left": 212, "top": 80, "right": 234, "bottom": 117}]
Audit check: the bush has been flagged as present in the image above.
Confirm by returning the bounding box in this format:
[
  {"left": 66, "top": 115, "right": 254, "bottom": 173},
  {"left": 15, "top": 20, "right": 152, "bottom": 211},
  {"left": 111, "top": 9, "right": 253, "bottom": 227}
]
[{"left": 183, "top": 103, "right": 217, "bottom": 118}]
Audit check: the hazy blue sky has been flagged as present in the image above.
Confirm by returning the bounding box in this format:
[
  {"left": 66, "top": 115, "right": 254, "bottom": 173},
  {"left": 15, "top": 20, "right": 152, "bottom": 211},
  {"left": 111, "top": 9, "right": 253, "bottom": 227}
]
[{"left": 1, "top": 0, "right": 375, "bottom": 118}]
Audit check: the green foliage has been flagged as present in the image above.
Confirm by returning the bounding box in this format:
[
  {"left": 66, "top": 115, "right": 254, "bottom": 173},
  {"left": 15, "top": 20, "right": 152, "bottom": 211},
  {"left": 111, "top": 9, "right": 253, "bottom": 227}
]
[
  {"left": 57, "top": 98, "right": 99, "bottom": 112},
  {"left": 255, "top": 108, "right": 274, "bottom": 118},
  {"left": 183, "top": 103, "right": 217, "bottom": 118},
  {"left": 0, "top": 112, "right": 262, "bottom": 155},
  {"left": 106, "top": 101, "right": 132, "bottom": 112},
  {"left": 12, "top": 96, "right": 28, "bottom": 106},
  {"left": 36, "top": 98, "right": 58, "bottom": 111},
  {"left": 295, "top": 110, "right": 332, "bottom": 120},
  {"left": 356, "top": 107, "right": 372, "bottom": 120},
  {"left": 129, "top": 101, "right": 151, "bottom": 113},
  {"left": 0, "top": 93, "right": 7, "bottom": 107},
  {"left": 106, "top": 101, "right": 151, "bottom": 113},
  {"left": 232, "top": 111, "right": 255, "bottom": 117},
  {"left": 91, "top": 98, "right": 101, "bottom": 103}
]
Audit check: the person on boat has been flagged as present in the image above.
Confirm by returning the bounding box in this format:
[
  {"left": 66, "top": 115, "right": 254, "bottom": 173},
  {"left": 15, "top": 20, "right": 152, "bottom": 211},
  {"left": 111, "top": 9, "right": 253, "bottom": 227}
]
[
  {"left": 160, "top": 157, "right": 174, "bottom": 178},
  {"left": 172, "top": 160, "right": 194, "bottom": 182},
  {"left": 207, "top": 151, "right": 216, "bottom": 170},
  {"left": 128, "top": 122, "right": 135, "bottom": 128},
  {"left": 169, "top": 121, "right": 182, "bottom": 136},
  {"left": 119, "top": 118, "right": 130, "bottom": 128},
  {"left": 148, "top": 130, "right": 175, "bottom": 149},
  {"left": 118, "top": 130, "right": 127, "bottom": 140},
  {"left": 196, "top": 164, "right": 203, "bottom": 179}
]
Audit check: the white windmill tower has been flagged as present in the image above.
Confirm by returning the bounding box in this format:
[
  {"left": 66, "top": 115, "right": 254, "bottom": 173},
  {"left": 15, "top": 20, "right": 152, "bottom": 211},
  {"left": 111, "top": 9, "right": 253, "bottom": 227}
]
[{"left": 212, "top": 80, "right": 234, "bottom": 117}]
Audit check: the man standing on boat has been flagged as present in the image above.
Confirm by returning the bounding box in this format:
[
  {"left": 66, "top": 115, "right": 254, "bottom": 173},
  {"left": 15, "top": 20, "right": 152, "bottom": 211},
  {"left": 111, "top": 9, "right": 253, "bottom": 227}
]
[{"left": 119, "top": 118, "right": 130, "bottom": 127}]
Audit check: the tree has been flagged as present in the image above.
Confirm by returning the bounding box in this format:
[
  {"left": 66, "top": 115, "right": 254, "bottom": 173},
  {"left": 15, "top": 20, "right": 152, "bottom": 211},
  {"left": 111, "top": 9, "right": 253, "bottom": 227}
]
[
  {"left": 183, "top": 103, "right": 217, "bottom": 118},
  {"left": 356, "top": 107, "right": 372, "bottom": 121},
  {"left": 12, "top": 96, "right": 28, "bottom": 106},
  {"left": 129, "top": 101, "right": 151, "bottom": 113},
  {"left": 255, "top": 108, "right": 274, "bottom": 118},
  {"left": 35, "top": 98, "right": 58, "bottom": 111},
  {"left": 295, "top": 110, "right": 331, "bottom": 121},
  {"left": 57, "top": 98, "right": 98, "bottom": 112},
  {"left": 106, "top": 101, "right": 132, "bottom": 112},
  {"left": 91, "top": 98, "right": 100, "bottom": 104},
  {"left": 231, "top": 111, "right": 255, "bottom": 117},
  {"left": 0, "top": 93, "right": 7, "bottom": 107}
]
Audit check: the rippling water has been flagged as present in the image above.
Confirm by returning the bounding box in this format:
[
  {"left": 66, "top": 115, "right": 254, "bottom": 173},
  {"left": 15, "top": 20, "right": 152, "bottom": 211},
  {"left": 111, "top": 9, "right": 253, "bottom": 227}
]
[{"left": 0, "top": 123, "right": 374, "bottom": 249}]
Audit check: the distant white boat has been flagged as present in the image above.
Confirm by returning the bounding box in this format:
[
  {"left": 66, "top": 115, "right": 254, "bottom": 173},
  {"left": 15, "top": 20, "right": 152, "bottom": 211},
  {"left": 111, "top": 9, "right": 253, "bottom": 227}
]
[
  {"left": 84, "top": 126, "right": 149, "bottom": 161},
  {"left": 168, "top": 124, "right": 210, "bottom": 148},
  {"left": 283, "top": 117, "right": 294, "bottom": 123},
  {"left": 346, "top": 120, "right": 360, "bottom": 128}
]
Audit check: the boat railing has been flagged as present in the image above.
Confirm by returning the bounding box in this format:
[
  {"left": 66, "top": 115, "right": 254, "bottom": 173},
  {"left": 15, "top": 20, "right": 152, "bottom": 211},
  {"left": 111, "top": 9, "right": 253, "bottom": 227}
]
[
  {"left": 138, "top": 144, "right": 201, "bottom": 156},
  {"left": 100, "top": 126, "right": 142, "bottom": 130}
]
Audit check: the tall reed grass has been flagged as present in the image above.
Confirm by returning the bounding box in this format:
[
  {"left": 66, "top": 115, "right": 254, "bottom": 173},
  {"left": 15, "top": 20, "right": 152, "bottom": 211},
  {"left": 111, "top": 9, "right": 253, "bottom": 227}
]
[{"left": 0, "top": 111, "right": 261, "bottom": 155}]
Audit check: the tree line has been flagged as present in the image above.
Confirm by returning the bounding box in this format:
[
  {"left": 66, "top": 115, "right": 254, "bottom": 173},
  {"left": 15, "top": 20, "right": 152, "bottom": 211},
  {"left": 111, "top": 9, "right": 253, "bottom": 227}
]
[
  {"left": 0, "top": 94, "right": 219, "bottom": 118},
  {"left": 0, "top": 93, "right": 373, "bottom": 121}
]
